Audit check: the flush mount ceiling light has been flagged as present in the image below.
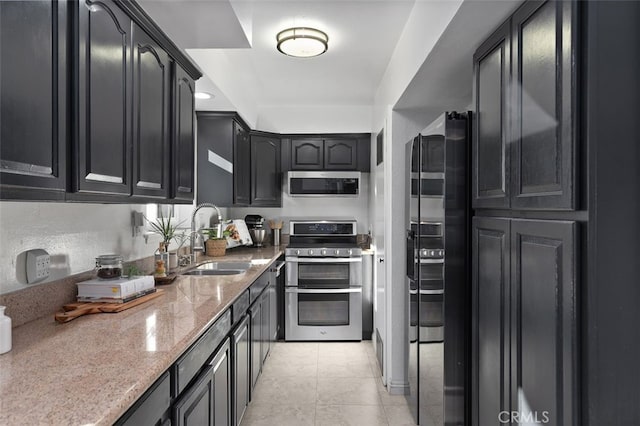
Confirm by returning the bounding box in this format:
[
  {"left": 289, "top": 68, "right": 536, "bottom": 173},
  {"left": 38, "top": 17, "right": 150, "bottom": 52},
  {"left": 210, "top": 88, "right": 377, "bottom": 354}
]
[{"left": 276, "top": 27, "right": 329, "bottom": 58}]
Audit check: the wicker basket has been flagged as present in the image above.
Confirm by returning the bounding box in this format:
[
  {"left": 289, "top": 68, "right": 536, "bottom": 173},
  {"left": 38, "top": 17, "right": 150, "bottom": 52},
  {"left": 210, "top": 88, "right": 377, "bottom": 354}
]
[{"left": 205, "top": 239, "right": 227, "bottom": 257}]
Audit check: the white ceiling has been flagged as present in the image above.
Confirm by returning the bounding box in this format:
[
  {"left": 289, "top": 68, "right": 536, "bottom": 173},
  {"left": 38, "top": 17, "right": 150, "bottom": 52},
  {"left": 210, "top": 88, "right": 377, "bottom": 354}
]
[
  {"left": 139, "top": 0, "right": 523, "bottom": 131},
  {"left": 140, "top": 0, "right": 416, "bottom": 110}
]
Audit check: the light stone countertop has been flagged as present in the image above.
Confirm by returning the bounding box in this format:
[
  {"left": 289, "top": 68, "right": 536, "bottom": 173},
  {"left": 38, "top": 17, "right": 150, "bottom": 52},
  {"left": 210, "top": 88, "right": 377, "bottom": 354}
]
[{"left": 0, "top": 246, "right": 284, "bottom": 426}]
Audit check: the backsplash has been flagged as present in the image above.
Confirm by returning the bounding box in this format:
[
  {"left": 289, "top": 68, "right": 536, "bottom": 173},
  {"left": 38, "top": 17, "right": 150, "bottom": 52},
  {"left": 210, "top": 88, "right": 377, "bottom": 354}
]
[
  {"left": 228, "top": 173, "right": 371, "bottom": 234},
  {"left": 0, "top": 202, "right": 199, "bottom": 295}
]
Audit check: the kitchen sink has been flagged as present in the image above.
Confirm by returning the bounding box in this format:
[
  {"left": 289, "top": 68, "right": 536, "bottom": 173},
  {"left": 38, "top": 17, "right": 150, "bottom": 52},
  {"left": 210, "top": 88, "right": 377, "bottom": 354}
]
[
  {"left": 182, "top": 269, "right": 244, "bottom": 276},
  {"left": 195, "top": 261, "right": 252, "bottom": 271},
  {"left": 181, "top": 261, "right": 252, "bottom": 276}
]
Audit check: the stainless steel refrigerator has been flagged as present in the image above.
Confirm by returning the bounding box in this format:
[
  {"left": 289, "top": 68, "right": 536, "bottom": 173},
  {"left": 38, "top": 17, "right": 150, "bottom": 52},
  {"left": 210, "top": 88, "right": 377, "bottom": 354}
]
[{"left": 405, "top": 112, "right": 470, "bottom": 426}]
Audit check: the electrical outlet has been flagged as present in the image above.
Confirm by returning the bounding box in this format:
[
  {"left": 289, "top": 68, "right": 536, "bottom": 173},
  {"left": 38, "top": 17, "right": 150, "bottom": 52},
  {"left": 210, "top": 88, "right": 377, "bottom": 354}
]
[{"left": 26, "top": 249, "right": 50, "bottom": 284}]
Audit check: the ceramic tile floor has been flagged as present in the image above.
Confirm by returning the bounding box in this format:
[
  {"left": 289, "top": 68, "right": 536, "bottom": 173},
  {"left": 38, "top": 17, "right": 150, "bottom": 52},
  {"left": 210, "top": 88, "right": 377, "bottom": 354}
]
[{"left": 241, "top": 342, "right": 416, "bottom": 426}]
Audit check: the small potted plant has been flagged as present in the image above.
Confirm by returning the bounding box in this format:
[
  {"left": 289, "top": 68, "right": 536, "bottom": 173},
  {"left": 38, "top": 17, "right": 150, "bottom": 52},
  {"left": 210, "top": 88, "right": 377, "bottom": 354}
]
[
  {"left": 203, "top": 227, "right": 231, "bottom": 257},
  {"left": 146, "top": 210, "right": 185, "bottom": 253}
]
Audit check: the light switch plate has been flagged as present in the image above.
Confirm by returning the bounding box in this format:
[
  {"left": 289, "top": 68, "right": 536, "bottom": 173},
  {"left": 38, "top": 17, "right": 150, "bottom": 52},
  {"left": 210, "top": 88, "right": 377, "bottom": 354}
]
[{"left": 26, "top": 249, "right": 50, "bottom": 284}]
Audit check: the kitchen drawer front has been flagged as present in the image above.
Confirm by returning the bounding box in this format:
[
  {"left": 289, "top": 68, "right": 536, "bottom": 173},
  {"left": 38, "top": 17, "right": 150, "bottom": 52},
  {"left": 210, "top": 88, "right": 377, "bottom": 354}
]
[
  {"left": 117, "top": 371, "right": 171, "bottom": 426},
  {"left": 249, "top": 273, "right": 268, "bottom": 304},
  {"left": 173, "top": 309, "right": 231, "bottom": 395},
  {"left": 232, "top": 290, "right": 250, "bottom": 324}
]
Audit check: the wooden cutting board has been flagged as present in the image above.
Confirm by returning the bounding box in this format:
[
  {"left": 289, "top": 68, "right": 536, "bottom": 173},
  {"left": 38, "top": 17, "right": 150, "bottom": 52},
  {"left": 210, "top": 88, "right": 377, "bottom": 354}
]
[{"left": 55, "top": 289, "right": 165, "bottom": 323}]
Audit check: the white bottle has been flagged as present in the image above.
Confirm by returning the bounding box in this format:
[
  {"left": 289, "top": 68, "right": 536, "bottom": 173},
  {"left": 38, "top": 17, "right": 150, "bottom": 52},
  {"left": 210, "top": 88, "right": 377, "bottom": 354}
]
[{"left": 0, "top": 306, "right": 11, "bottom": 354}]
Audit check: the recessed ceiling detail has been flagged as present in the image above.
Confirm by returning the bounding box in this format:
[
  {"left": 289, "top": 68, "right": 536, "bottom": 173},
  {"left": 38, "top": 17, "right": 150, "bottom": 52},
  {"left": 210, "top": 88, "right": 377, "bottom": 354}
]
[{"left": 276, "top": 27, "right": 329, "bottom": 58}]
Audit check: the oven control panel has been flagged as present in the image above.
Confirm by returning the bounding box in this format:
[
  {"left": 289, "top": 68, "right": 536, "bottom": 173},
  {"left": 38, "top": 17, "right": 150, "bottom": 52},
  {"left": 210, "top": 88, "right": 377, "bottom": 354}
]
[{"left": 286, "top": 247, "right": 362, "bottom": 258}]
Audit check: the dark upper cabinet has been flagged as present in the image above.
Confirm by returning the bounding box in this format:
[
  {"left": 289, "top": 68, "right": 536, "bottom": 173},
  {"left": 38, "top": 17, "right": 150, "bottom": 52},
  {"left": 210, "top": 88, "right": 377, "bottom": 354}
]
[
  {"left": 171, "top": 63, "right": 195, "bottom": 202},
  {"left": 291, "top": 139, "right": 323, "bottom": 170},
  {"left": 290, "top": 137, "right": 368, "bottom": 171},
  {"left": 472, "top": 217, "right": 577, "bottom": 426},
  {"left": 0, "top": 0, "right": 68, "bottom": 200},
  {"left": 511, "top": 0, "right": 576, "bottom": 210},
  {"left": 196, "top": 112, "right": 235, "bottom": 207},
  {"left": 472, "top": 217, "right": 510, "bottom": 426},
  {"left": 324, "top": 139, "right": 357, "bottom": 170},
  {"left": 250, "top": 134, "right": 281, "bottom": 207},
  {"left": 473, "top": 19, "right": 511, "bottom": 209},
  {"left": 1, "top": 0, "right": 199, "bottom": 203},
  {"left": 132, "top": 24, "right": 171, "bottom": 199},
  {"left": 196, "top": 113, "right": 250, "bottom": 207},
  {"left": 75, "top": 0, "right": 132, "bottom": 196},
  {"left": 474, "top": 0, "right": 577, "bottom": 211},
  {"left": 233, "top": 121, "right": 251, "bottom": 206},
  {"left": 510, "top": 219, "right": 577, "bottom": 426}
]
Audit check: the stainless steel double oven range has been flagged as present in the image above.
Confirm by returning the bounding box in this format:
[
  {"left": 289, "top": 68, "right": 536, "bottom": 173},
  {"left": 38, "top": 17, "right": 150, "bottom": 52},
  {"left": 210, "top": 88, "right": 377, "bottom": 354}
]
[{"left": 285, "top": 220, "right": 362, "bottom": 341}]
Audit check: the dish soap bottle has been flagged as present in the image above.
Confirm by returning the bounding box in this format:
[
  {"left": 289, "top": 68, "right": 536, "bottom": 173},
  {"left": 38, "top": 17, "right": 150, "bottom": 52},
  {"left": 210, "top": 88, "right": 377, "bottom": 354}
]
[{"left": 0, "top": 306, "right": 11, "bottom": 354}]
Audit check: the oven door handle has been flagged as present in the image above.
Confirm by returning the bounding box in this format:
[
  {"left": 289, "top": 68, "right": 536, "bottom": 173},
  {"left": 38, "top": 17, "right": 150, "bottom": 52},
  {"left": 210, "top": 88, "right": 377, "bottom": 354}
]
[
  {"left": 286, "top": 257, "right": 362, "bottom": 263},
  {"left": 409, "top": 289, "right": 444, "bottom": 295},
  {"left": 285, "top": 287, "right": 363, "bottom": 294}
]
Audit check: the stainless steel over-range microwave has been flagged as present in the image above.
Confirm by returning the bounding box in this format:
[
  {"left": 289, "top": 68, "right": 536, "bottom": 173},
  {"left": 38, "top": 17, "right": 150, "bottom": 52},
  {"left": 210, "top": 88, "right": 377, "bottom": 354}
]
[{"left": 287, "top": 171, "right": 360, "bottom": 197}]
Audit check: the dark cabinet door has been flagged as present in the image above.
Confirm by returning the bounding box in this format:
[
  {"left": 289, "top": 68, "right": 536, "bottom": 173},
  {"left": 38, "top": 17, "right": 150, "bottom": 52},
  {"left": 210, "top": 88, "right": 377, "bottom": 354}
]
[
  {"left": 473, "top": 19, "right": 511, "bottom": 209},
  {"left": 471, "top": 217, "right": 510, "bottom": 426},
  {"left": 260, "top": 288, "right": 270, "bottom": 363},
  {"left": 172, "top": 63, "right": 195, "bottom": 201},
  {"left": 511, "top": 0, "right": 576, "bottom": 210},
  {"left": 196, "top": 113, "right": 233, "bottom": 206},
  {"left": 0, "top": 0, "right": 68, "bottom": 199},
  {"left": 269, "top": 276, "right": 278, "bottom": 343},
  {"left": 76, "top": 0, "right": 132, "bottom": 195},
  {"left": 250, "top": 301, "right": 262, "bottom": 390},
  {"left": 324, "top": 139, "right": 358, "bottom": 170},
  {"left": 233, "top": 121, "right": 251, "bottom": 206},
  {"left": 250, "top": 135, "right": 281, "bottom": 206},
  {"left": 132, "top": 24, "right": 171, "bottom": 199},
  {"left": 232, "top": 316, "right": 250, "bottom": 426},
  {"left": 211, "top": 339, "right": 231, "bottom": 426},
  {"left": 510, "top": 219, "right": 577, "bottom": 426},
  {"left": 291, "top": 139, "right": 323, "bottom": 170},
  {"left": 173, "top": 365, "right": 215, "bottom": 426}
]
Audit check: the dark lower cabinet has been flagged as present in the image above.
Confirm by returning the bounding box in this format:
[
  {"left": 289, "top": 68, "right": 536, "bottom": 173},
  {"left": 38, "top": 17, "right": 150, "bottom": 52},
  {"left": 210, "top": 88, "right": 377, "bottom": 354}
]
[
  {"left": 250, "top": 135, "right": 281, "bottom": 207},
  {"left": 173, "top": 338, "right": 230, "bottom": 426},
  {"left": 171, "top": 63, "right": 196, "bottom": 202},
  {"left": 0, "top": 0, "right": 68, "bottom": 199},
  {"left": 249, "top": 299, "right": 262, "bottom": 390},
  {"left": 75, "top": 0, "right": 132, "bottom": 196},
  {"left": 116, "top": 372, "right": 171, "bottom": 426},
  {"left": 132, "top": 23, "right": 171, "bottom": 199},
  {"left": 510, "top": 219, "right": 577, "bottom": 426},
  {"left": 260, "top": 289, "right": 270, "bottom": 363},
  {"left": 472, "top": 217, "right": 577, "bottom": 426},
  {"left": 173, "top": 363, "right": 215, "bottom": 426},
  {"left": 211, "top": 339, "right": 231, "bottom": 426},
  {"left": 232, "top": 315, "right": 250, "bottom": 426},
  {"left": 472, "top": 217, "right": 510, "bottom": 426}
]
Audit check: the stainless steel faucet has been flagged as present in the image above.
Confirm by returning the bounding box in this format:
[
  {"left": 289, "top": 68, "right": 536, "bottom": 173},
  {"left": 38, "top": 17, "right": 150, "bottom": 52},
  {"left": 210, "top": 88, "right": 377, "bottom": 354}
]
[{"left": 190, "top": 203, "right": 223, "bottom": 262}]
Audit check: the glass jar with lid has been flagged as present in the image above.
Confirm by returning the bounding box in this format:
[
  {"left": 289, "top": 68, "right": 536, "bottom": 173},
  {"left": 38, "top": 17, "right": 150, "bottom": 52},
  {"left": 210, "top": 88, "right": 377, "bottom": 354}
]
[{"left": 95, "top": 254, "right": 123, "bottom": 279}]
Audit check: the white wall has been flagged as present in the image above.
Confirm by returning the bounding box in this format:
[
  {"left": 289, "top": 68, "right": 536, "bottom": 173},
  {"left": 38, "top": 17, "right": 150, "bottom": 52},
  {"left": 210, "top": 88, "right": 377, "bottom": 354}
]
[
  {"left": 227, "top": 174, "right": 371, "bottom": 235},
  {"left": 368, "top": 0, "right": 462, "bottom": 393},
  {"left": 255, "top": 105, "right": 373, "bottom": 134}
]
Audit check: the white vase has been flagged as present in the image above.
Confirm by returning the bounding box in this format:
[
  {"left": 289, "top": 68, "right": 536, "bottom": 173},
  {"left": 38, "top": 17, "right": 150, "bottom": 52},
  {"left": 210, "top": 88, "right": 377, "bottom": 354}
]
[{"left": 0, "top": 306, "right": 11, "bottom": 355}]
